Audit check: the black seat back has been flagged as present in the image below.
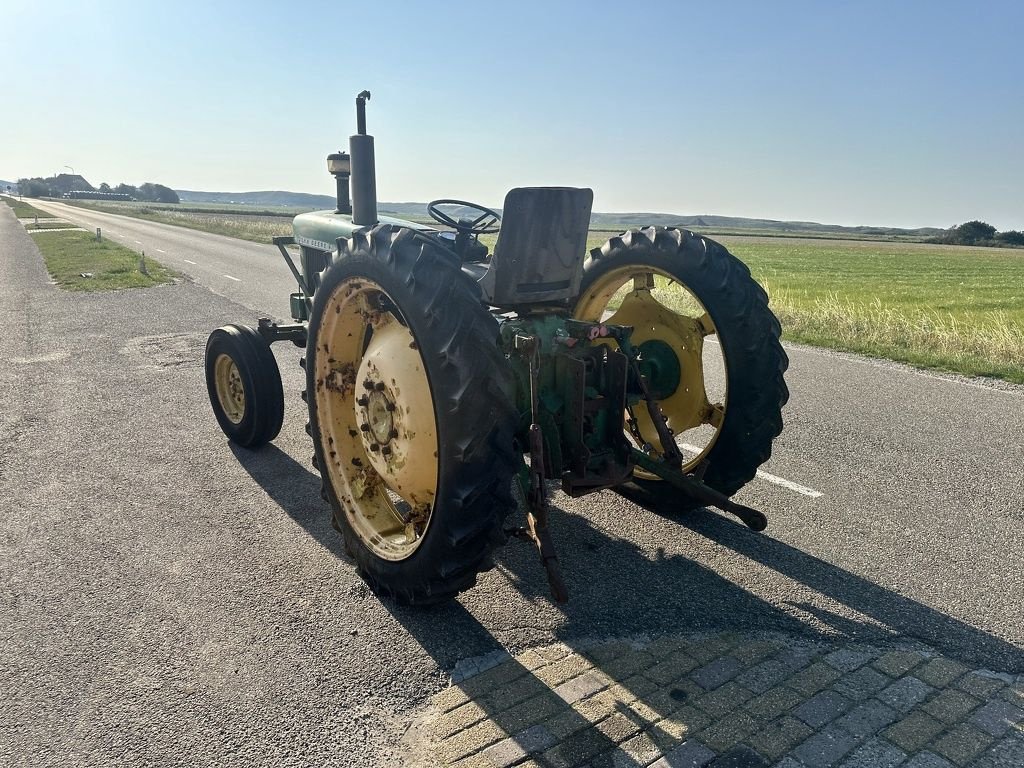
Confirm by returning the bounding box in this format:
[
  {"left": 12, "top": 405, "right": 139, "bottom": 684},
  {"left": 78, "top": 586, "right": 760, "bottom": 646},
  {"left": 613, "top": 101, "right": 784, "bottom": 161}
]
[{"left": 478, "top": 187, "right": 593, "bottom": 307}]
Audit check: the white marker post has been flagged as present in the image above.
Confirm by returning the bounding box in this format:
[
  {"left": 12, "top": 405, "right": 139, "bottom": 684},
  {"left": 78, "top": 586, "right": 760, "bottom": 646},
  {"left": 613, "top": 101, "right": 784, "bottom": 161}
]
[{"left": 96, "top": 227, "right": 101, "bottom": 241}]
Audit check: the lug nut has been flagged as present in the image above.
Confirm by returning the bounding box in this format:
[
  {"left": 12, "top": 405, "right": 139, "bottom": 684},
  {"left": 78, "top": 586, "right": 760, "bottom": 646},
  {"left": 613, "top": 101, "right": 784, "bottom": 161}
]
[
  {"left": 356, "top": 395, "right": 369, "bottom": 407},
  {"left": 369, "top": 443, "right": 380, "bottom": 452},
  {"left": 381, "top": 446, "right": 392, "bottom": 456},
  {"left": 363, "top": 379, "right": 374, "bottom": 390}
]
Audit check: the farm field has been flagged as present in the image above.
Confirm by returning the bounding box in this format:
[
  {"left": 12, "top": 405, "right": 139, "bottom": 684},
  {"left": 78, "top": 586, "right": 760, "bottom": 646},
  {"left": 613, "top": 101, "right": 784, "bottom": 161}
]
[{"left": 25, "top": 198, "right": 1024, "bottom": 384}]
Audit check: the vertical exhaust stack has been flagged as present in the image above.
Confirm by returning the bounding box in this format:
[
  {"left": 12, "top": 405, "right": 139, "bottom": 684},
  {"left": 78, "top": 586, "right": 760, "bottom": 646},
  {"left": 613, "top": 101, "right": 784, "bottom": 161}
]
[{"left": 350, "top": 90, "right": 378, "bottom": 226}]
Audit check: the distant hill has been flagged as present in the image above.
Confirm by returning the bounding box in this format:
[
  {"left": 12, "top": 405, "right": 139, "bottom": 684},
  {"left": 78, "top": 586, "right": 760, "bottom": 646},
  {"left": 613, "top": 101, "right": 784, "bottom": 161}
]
[
  {"left": 174, "top": 189, "right": 947, "bottom": 239},
  {"left": 176, "top": 189, "right": 336, "bottom": 208}
]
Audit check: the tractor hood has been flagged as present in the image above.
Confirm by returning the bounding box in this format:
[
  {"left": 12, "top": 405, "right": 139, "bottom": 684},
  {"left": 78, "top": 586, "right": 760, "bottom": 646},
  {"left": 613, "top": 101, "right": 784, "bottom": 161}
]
[{"left": 291, "top": 209, "right": 434, "bottom": 252}]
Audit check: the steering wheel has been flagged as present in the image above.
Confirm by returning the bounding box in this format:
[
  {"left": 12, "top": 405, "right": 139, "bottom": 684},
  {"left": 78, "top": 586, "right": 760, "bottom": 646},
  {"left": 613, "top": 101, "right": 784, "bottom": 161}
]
[{"left": 427, "top": 199, "right": 501, "bottom": 235}]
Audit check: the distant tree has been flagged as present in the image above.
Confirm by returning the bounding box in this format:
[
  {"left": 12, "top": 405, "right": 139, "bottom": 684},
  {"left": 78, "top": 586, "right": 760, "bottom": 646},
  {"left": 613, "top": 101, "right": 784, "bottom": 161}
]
[
  {"left": 98, "top": 182, "right": 111, "bottom": 192},
  {"left": 136, "top": 182, "right": 180, "bottom": 204},
  {"left": 996, "top": 230, "right": 1024, "bottom": 246},
  {"left": 954, "top": 220, "right": 997, "bottom": 245},
  {"left": 114, "top": 183, "right": 138, "bottom": 197},
  {"left": 17, "top": 177, "right": 55, "bottom": 197}
]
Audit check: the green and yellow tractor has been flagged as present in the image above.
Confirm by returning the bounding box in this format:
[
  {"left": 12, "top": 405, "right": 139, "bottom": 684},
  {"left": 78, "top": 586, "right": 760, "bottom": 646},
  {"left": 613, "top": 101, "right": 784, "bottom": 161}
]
[{"left": 205, "top": 92, "right": 788, "bottom": 604}]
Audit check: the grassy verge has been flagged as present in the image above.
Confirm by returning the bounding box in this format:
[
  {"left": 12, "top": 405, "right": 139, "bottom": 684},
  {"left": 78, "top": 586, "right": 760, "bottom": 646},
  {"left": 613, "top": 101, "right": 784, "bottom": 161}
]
[
  {"left": 33, "top": 230, "right": 175, "bottom": 291},
  {"left": 63, "top": 199, "right": 295, "bottom": 243},
  {"left": 1, "top": 195, "right": 53, "bottom": 219},
  {"left": 26, "top": 220, "right": 79, "bottom": 230}
]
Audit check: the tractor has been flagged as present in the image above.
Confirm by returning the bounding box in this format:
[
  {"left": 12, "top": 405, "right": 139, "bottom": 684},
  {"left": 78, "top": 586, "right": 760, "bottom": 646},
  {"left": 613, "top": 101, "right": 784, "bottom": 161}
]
[{"left": 205, "top": 91, "right": 789, "bottom": 604}]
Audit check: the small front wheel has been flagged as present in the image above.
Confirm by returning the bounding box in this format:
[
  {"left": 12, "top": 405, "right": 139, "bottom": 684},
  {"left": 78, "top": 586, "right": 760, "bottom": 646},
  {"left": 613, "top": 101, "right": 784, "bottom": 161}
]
[{"left": 205, "top": 324, "right": 284, "bottom": 448}]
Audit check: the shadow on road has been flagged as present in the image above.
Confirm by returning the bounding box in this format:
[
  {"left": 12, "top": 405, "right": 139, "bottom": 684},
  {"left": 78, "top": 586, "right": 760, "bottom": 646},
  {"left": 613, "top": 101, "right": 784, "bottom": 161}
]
[{"left": 229, "top": 444, "right": 1024, "bottom": 674}]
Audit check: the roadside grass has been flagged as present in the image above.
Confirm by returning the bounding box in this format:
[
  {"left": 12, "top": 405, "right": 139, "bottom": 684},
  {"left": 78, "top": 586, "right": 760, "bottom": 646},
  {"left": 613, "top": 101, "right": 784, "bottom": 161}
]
[
  {"left": 25, "top": 220, "right": 79, "bottom": 230},
  {"left": 1, "top": 194, "right": 53, "bottom": 219},
  {"left": 64, "top": 199, "right": 295, "bottom": 243},
  {"left": 33, "top": 230, "right": 175, "bottom": 291},
  {"left": 46, "top": 201, "right": 1023, "bottom": 383}
]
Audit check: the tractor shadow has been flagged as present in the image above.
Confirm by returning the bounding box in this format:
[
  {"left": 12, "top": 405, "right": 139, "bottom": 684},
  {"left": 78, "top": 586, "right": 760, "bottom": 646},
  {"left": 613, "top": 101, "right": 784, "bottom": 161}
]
[
  {"left": 230, "top": 445, "right": 1024, "bottom": 673},
  {"left": 229, "top": 442, "right": 351, "bottom": 561}
]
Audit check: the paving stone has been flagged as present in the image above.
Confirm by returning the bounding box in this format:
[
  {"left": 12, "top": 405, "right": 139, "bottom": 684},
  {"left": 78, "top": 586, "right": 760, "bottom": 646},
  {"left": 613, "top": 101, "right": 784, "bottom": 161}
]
[
  {"left": 649, "top": 712, "right": 701, "bottom": 752},
  {"left": 744, "top": 715, "right": 813, "bottom": 761},
  {"left": 956, "top": 672, "right": 1005, "bottom": 699},
  {"left": 644, "top": 680, "right": 703, "bottom": 716},
  {"left": 535, "top": 654, "right": 594, "bottom": 688},
  {"left": 617, "top": 731, "right": 663, "bottom": 766},
  {"left": 731, "top": 640, "right": 781, "bottom": 667},
  {"left": 706, "top": 744, "right": 768, "bottom": 767},
  {"left": 921, "top": 689, "right": 982, "bottom": 725},
  {"left": 824, "top": 647, "right": 878, "bottom": 673},
  {"left": 884, "top": 711, "right": 946, "bottom": 753},
  {"left": 744, "top": 687, "right": 805, "bottom": 722},
  {"left": 774, "top": 645, "right": 819, "bottom": 674},
  {"left": 688, "top": 632, "right": 741, "bottom": 664},
  {"left": 537, "top": 643, "right": 573, "bottom": 662},
  {"left": 606, "top": 674, "right": 660, "bottom": 704},
  {"left": 541, "top": 725, "right": 616, "bottom": 768},
  {"left": 576, "top": 690, "right": 621, "bottom": 724},
  {"left": 692, "top": 656, "right": 744, "bottom": 691},
  {"left": 434, "top": 684, "right": 473, "bottom": 714},
  {"left": 587, "top": 641, "right": 636, "bottom": 665},
  {"left": 481, "top": 724, "right": 558, "bottom": 768},
  {"left": 877, "top": 676, "right": 934, "bottom": 713},
  {"left": 835, "top": 701, "right": 899, "bottom": 738},
  {"left": 971, "top": 733, "right": 1024, "bottom": 768},
  {"left": 735, "top": 659, "right": 792, "bottom": 694},
  {"left": 517, "top": 649, "right": 548, "bottom": 671},
  {"left": 698, "top": 710, "right": 759, "bottom": 753},
  {"left": 546, "top": 708, "right": 594, "bottom": 741},
  {"left": 873, "top": 650, "right": 925, "bottom": 678},
  {"left": 647, "top": 652, "right": 702, "bottom": 686},
  {"left": 773, "top": 759, "right": 804, "bottom": 768},
  {"left": 555, "top": 670, "right": 610, "bottom": 705},
  {"left": 931, "top": 722, "right": 994, "bottom": 766},
  {"left": 431, "top": 700, "right": 488, "bottom": 740},
  {"left": 903, "top": 752, "right": 955, "bottom": 768},
  {"left": 650, "top": 739, "right": 715, "bottom": 767},
  {"left": 832, "top": 666, "right": 892, "bottom": 701},
  {"left": 647, "top": 636, "right": 691, "bottom": 658},
  {"left": 600, "top": 651, "right": 658, "bottom": 682},
  {"left": 696, "top": 682, "right": 755, "bottom": 717},
  {"left": 837, "top": 736, "right": 907, "bottom": 768},
  {"left": 437, "top": 718, "right": 508, "bottom": 764},
  {"left": 999, "top": 683, "right": 1024, "bottom": 707},
  {"left": 791, "top": 724, "right": 862, "bottom": 767},
  {"left": 970, "top": 698, "right": 1024, "bottom": 737},
  {"left": 793, "top": 690, "right": 854, "bottom": 728},
  {"left": 596, "top": 712, "right": 644, "bottom": 744},
  {"left": 489, "top": 690, "right": 566, "bottom": 735},
  {"left": 450, "top": 753, "right": 492, "bottom": 768},
  {"left": 788, "top": 662, "right": 844, "bottom": 697},
  {"left": 482, "top": 673, "right": 550, "bottom": 713},
  {"left": 915, "top": 658, "right": 970, "bottom": 689},
  {"left": 460, "top": 661, "right": 530, "bottom": 699}
]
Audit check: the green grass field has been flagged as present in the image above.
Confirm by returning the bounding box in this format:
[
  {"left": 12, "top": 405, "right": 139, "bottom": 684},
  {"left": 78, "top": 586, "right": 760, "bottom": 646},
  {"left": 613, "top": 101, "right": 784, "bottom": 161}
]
[
  {"left": 40, "top": 199, "right": 1024, "bottom": 383},
  {"left": 33, "top": 230, "right": 175, "bottom": 291},
  {"left": 1, "top": 195, "right": 53, "bottom": 219}
]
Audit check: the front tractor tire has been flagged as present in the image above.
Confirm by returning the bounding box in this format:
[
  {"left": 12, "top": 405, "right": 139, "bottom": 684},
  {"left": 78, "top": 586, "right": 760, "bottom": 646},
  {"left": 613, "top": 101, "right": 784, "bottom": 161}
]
[
  {"left": 205, "top": 324, "right": 285, "bottom": 449},
  {"left": 574, "top": 227, "right": 789, "bottom": 513},
  {"left": 305, "top": 225, "right": 519, "bottom": 604}
]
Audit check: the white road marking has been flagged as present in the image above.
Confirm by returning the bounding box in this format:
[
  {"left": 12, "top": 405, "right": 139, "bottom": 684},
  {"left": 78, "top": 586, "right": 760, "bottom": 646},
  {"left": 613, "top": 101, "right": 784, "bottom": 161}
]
[
  {"left": 679, "top": 442, "right": 823, "bottom": 498},
  {"left": 183, "top": 259, "right": 196, "bottom": 265},
  {"left": 223, "top": 274, "right": 241, "bottom": 282},
  {"left": 155, "top": 248, "right": 166, "bottom": 253},
  {"left": 134, "top": 240, "right": 142, "bottom": 244}
]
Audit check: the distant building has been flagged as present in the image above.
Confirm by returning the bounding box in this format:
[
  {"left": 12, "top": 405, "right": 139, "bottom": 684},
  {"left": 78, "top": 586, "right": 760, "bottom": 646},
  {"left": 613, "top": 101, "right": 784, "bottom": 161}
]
[{"left": 50, "top": 174, "right": 95, "bottom": 194}]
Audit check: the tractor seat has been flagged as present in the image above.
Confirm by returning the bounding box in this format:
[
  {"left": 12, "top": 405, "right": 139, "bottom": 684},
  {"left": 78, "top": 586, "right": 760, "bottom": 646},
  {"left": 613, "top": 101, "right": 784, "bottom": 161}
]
[{"left": 472, "top": 187, "right": 593, "bottom": 308}]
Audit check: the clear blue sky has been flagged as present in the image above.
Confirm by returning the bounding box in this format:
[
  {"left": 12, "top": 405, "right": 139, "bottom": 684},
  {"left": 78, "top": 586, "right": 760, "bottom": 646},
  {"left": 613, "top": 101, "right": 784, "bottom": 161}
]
[{"left": 2, "top": 0, "right": 1022, "bottom": 229}]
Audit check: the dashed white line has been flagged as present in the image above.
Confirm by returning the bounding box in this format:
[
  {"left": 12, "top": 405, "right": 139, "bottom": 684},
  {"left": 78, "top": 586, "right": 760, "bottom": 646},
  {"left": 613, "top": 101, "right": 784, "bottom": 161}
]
[
  {"left": 134, "top": 240, "right": 142, "bottom": 244},
  {"left": 155, "top": 248, "right": 166, "bottom": 253},
  {"left": 680, "top": 442, "right": 823, "bottom": 498},
  {"left": 183, "top": 259, "right": 196, "bottom": 265},
  {"left": 223, "top": 274, "right": 241, "bottom": 282}
]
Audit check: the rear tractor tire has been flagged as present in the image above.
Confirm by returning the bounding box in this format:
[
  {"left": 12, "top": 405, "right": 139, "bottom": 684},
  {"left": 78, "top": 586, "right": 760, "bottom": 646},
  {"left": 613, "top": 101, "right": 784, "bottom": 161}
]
[
  {"left": 305, "top": 225, "right": 519, "bottom": 604},
  {"left": 205, "top": 324, "right": 285, "bottom": 449},
  {"left": 574, "top": 227, "right": 789, "bottom": 515}
]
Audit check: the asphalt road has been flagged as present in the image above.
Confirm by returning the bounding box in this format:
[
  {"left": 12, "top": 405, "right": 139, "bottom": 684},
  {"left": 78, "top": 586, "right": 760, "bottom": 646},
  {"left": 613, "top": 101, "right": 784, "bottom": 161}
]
[{"left": 2, "top": 202, "right": 1022, "bottom": 766}]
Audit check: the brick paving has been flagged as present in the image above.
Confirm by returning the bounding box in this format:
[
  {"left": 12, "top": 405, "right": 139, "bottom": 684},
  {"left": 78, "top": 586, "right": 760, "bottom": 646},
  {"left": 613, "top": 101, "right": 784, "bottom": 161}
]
[{"left": 406, "top": 633, "right": 1024, "bottom": 767}]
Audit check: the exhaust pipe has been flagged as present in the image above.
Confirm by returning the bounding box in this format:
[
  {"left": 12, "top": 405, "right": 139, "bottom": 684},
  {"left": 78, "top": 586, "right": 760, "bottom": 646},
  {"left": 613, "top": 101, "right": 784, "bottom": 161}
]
[{"left": 349, "top": 90, "right": 378, "bottom": 226}]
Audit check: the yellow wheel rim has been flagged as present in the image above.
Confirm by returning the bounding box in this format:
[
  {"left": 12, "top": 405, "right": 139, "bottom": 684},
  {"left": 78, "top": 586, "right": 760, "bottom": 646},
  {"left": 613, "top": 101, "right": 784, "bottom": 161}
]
[
  {"left": 574, "top": 266, "right": 727, "bottom": 474},
  {"left": 312, "top": 278, "right": 439, "bottom": 561},
  {"left": 213, "top": 354, "right": 245, "bottom": 425}
]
